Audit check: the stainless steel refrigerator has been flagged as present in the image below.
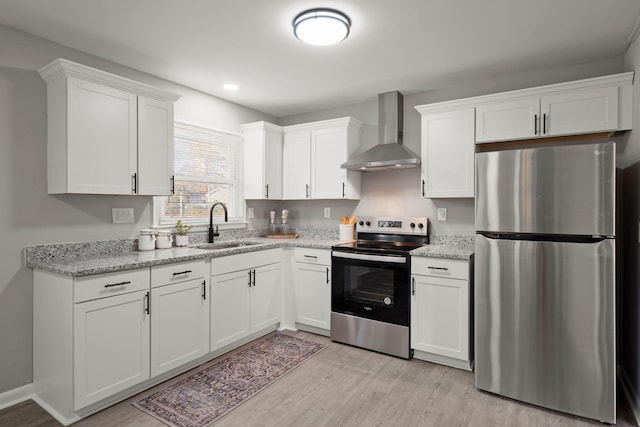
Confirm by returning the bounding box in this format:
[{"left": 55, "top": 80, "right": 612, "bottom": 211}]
[{"left": 475, "top": 142, "right": 616, "bottom": 423}]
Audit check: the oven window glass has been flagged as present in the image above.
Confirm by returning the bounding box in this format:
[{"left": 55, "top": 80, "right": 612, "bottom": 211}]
[{"left": 345, "top": 266, "right": 394, "bottom": 308}]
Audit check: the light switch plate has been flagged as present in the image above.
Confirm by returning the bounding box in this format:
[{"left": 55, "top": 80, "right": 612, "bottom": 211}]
[
  {"left": 437, "top": 208, "right": 447, "bottom": 221},
  {"left": 112, "top": 208, "right": 134, "bottom": 224},
  {"left": 324, "top": 207, "right": 331, "bottom": 219}
]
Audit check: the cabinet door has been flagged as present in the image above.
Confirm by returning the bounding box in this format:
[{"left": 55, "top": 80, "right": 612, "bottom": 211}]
[
  {"left": 138, "top": 96, "right": 174, "bottom": 195},
  {"left": 251, "top": 263, "right": 281, "bottom": 331},
  {"left": 264, "top": 128, "right": 283, "bottom": 199},
  {"left": 74, "top": 290, "right": 150, "bottom": 409},
  {"left": 151, "top": 279, "right": 209, "bottom": 377},
  {"left": 411, "top": 275, "right": 469, "bottom": 361},
  {"left": 541, "top": 86, "right": 618, "bottom": 137},
  {"left": 283, "top": 131, "right": 311, "bottom": 199},
  {"left": 67, "top": 77, "right": 137, "bottom": 194},
  {"left": 421, "top": 108, "right": 475, "bottom": 198},
  {"left": 210, "top": 270, "right": 251, "bottom": 351},
  {"left": 311, "top": 127, "right": 348, "bottom": 198},
  {"left": 475, "top": 97, "right": 539, "bottom": 143},
  {"left": 294, "top": 262, "right": 330, "bottom": 330}
]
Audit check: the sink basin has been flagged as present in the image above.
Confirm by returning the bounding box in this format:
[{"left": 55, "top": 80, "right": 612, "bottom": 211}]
[{"left": 191, "top": 241, "right": 261, "bottom": 250}]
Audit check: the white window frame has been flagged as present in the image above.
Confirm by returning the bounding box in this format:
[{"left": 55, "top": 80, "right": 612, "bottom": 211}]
[{"left": 152, "top": 120, "right": 246, "bottom": 231}]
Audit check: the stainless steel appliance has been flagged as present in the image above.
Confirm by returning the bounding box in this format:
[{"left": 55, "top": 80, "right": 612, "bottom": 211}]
[
  {"left": 475, "top": 142, "right": 616, "bottom": 423},
  {"left": 331, "top": 216, "right": 428, "bottom": 359}
]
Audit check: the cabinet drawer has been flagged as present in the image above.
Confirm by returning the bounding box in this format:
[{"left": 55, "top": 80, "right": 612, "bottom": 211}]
[
  {"left": 211, "top": 248, "right": 282, "bottom": 276},
  {"left": 74, "top": 269, "right": 150, "bottom": 303},
  {"left": 151, "top": 259, "right": 208, "bottom": 288},
  {"left": 294, "top": 247, "right": 330, "bottom": 265},
  {"left": 411, "top": 257, "right": 469, "bottom": 280}
]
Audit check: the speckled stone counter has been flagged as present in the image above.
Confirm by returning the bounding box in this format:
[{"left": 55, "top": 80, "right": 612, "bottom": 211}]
[
  {"left": 26, "top": 231, "right": 473, "bottom": 277},
  {"left": 26, "top": 235, "right": 340, "bottom": 277},
  {"left": 411, "top": 235, "right": 475, "bottom": 260}
]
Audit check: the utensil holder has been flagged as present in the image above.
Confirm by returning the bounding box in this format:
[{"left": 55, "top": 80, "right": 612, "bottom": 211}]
[{"left": 339, "top": 224, "right": 355, "bottom": 241}]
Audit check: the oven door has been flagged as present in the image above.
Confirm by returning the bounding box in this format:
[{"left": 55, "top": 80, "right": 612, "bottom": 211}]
[{"left": 331, "top": 251, "right": 410, "bottom": 326}]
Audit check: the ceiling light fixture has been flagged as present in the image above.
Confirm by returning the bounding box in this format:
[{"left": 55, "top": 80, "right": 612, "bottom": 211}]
[
  {"left": 293, "top": 8, "right": 351, "bottom": 46},
  {"left": 223, "top": 83, "right": 239, "bottom": 91}
]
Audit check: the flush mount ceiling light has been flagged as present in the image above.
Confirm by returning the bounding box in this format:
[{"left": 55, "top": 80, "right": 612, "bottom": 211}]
[{"left": 293, "top": 8, "right": 351, "bottom": 46}]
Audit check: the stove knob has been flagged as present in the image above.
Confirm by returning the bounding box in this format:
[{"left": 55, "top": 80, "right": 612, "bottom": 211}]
[
  {"left": 365, "top": 221, "right": 371, "bottom": 226},
  {"left": 418, "top": 223, "right": 424, "bottom": 229},
  {"left": 359, "top": 221, "right": 364, "bottom": 226},
  {"left": 410, "top": 222, "right": 416, "bottom": 229}
]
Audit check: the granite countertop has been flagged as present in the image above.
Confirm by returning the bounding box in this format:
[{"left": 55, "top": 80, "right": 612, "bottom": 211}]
[
  {"left": 410, "top": 244, "right": 474, "bottom": 260},
  {"left": 26, "top": 237, "right": 340, "bottom": 277},
  {"left": 26, "top": 232, "right": 473, "bottom": 277}
]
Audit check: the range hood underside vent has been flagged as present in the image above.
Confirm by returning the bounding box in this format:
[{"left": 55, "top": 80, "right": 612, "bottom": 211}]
[{"left": 341, "top": 143, "right": 420, "bottom": 170}]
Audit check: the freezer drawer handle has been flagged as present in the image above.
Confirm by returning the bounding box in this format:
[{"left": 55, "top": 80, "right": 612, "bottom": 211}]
[
  {"left": 428, "top": 266, "right": 449, "bottom": 271},
  {"left": 104, "top": 281, "right": 131, "bottom": 288},
  {"left": 172, "top": 270, "right": 192, "bottom": 276}
]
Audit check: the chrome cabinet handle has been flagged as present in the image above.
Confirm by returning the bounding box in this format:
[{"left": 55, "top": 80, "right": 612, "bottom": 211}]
[{"left": 104, "top": 281, "right": 130, "bottom": 288}]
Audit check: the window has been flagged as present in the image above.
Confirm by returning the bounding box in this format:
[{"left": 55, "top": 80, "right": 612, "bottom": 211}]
[{"left": 153, "top": 121, "right": 244, "bottom": 228}]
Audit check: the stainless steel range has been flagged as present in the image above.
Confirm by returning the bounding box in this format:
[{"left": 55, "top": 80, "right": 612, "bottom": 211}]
[{"left": 331, "top": 216, "right": 428, "bottom": 359}]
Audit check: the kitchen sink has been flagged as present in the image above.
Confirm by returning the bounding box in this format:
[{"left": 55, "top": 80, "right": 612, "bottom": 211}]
[{"left": 191, "top": 241, "right": 261, "bottom": 250}]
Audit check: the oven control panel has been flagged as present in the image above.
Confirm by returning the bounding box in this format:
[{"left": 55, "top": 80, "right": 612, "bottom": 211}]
[{"left": 356, "top": 216, "right": 429, "bottom": 236}]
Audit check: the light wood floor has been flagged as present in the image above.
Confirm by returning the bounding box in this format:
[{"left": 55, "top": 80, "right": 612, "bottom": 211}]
[{"left": 1, "top": 331, "right": 636, "bottom": 426}]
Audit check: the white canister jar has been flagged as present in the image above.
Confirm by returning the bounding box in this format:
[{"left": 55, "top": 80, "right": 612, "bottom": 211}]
[
  {"left": 138, "top": 229, "right": 156, "bottom": 251},
  {"left": 155, "top": 230, "right": 173, "bottom": 249}
]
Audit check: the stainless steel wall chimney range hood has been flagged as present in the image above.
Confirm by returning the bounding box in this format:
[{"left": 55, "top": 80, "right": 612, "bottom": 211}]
[{"left": 341, "top": 91, "right": 420, "bottom": 171}]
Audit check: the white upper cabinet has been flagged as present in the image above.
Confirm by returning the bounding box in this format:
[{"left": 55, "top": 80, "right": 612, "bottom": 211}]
[
  {"left": 415, "top": 107, "right": 475, "bottom": 198},
  {"left": 241, "top": 122, "right": 283, "bottom": 200},
  {"left": 39, "top": 58, "right": 180, "bottom": 195},
  {"left": 283, "top": 131, "right": 312, "bottom": 199},
  {"left": 475, "top": 73, "right": 632, "bottom": 143},
  {"left": 283, "top": 117, "right": 362, "bottom": 200}
]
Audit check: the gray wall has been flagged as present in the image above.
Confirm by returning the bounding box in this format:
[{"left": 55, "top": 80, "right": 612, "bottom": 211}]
[
  {"left": 620, "top": 34, "right": 640, "bottom": 414},
  {"left": 278, "top": 56, "right": 625, "bottom": 236},
  {"left": 0, "top": 24, "right": 274, "bottom": 394}
]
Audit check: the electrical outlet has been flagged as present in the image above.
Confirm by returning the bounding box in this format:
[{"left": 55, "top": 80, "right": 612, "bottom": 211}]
[
  {"left": 247, "top": 207, "right": 254, "bottom": 219},
  {"left": 437, "top": 208, "right": 447, "bottom": 221},
  {"left": 324, "top": 207, "right": 331, "bottom": 219},
  {"left": 112, "top": 208, "right": 134, "bottom": 224}
]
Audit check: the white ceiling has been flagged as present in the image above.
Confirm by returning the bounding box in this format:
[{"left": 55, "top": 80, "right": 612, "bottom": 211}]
[{"left": 0, "top": 0, "right": 639, "bottom": 118}]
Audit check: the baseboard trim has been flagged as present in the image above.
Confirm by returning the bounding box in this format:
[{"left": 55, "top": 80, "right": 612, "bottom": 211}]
[
  {"left": 0, "top": 383, "right": 34, "bottom": 411},
  {"left": 620, "top": 366, "right": 640, "bottom": 426},
  {"left": 31, "top": 394, "right": 79, "bottom": 426}
]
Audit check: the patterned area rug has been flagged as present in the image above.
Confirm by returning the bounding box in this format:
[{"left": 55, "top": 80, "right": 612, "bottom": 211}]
[{"left": 133, "top": 333, "right": 326, "bottom": 427}]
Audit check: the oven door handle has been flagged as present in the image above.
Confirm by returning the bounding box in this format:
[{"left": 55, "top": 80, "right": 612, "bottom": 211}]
[{"left": 332, "top": 251, "right": 407, "bottom": 264}]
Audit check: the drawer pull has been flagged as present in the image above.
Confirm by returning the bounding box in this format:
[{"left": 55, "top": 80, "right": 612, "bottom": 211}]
[
  {"left": 428, "top": 266, "right": 449, "bottom": 271},
  {"left": 172, "top": 270, "right": 193, "bottom": 276},
  {"left": 144, "top": 291, "right": 150, "bottom": 315},
  {"left": 104, "top": 281, "right": 131, "bottom": 288},
  {"left": 303, "top": 255, "right": 318, "bottom": 259}
]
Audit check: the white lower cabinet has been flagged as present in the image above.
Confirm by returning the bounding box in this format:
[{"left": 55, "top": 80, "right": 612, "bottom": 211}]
[
  {"left": 293, "top": 248, "right": 331, "bottom": 333},
  {"left": 150, "top": 266, "right": 209, "bottom": 377},
  {"left": 210, "top": 249, "right": 282, "bottom": 352},
  {"left": 410, "top": 256, "right": 472, "bottom": 371},
  {"left": 74, "top": 289, "right": 150, "bottom": 409}
]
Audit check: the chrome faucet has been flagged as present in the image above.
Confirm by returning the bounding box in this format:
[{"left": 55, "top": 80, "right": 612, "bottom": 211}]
[{"left": 208, "top": 202, "right": 228, "bottom": 243}]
